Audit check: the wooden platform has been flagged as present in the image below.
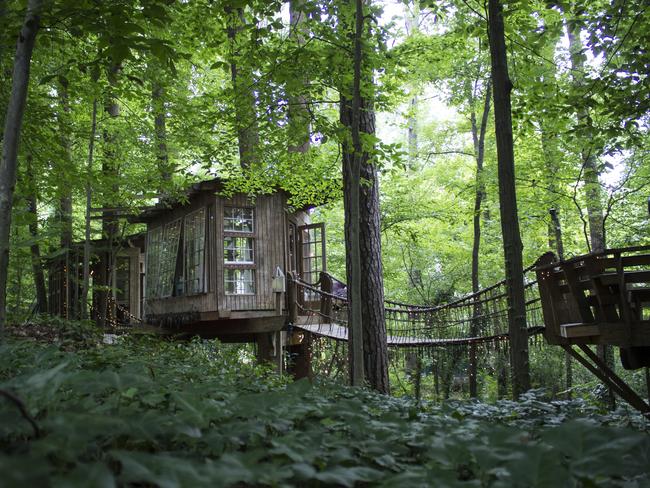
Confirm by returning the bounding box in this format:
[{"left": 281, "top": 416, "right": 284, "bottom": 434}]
[{"left": 535, "top": 246, "right": 650, "bottom": 348}]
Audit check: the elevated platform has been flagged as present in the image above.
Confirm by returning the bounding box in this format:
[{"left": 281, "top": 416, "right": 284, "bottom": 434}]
[{"left": 535, "top": 246, "right": 650, "bottom": 414}]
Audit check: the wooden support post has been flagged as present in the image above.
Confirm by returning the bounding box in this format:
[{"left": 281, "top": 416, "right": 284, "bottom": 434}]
[
  {"left": 257, "top": 332, "right": 282, "bottom": 374},
  {"left": 288, "top": 272, "right": 298, "bottom": 324},
  {"left": 561, "top": 344, "right": 650, "bottom": 415},
  {"left": 286, "top": 271, "right": 311, "bottom": 380}
]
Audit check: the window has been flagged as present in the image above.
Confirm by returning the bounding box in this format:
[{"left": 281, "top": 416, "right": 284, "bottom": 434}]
[
  {"left": 146, "top": 219, "right": 181, "bottom": 298},
  {"left": 184, "top": 208, "right": 206, "bottom": 295},
  {"left": 224, "top": 207, "right": 254, "bottom": 233},
  {"left": 224, "top": 236, "right": 253, "bottom": 263},
  {"left": 224, "top": 207, "right": 255, "bottom": 295},
  {"left": 145, "top": 227, "right": 163, "bottom": 298},
  {"left": 224, "top": 269, "right": 255, "bottom": 295}
]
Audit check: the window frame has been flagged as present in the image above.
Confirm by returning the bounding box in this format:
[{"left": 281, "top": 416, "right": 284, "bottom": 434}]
[
  {"left": 146, "top": 219, "right": 182, "bottom": 299},
  {"left": 183, "top": 208, "right": 207, "bottom": 296},
  {"left": 223, "top": 206, "right": 256, "bottom": 296}
]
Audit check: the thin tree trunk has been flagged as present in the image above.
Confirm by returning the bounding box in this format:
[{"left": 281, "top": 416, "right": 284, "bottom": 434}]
[
  {"left": 549, "top": 208, "right": 572, "bottom": 397},
  {"left": 341, "top": 0, "right": 389, "bottom": 393},
  {"left": 152, "top": 82, "right": 172, "bottom": 186},
  {"left": 563, "top": 3, "right": 613, "bottom": 408},
  {"left": 82, "top": 98, "right": 97, "bottom": 319},
  {"left": 288, "top": 0, "right": 311, "bottom": 153},
  {"left": 342, "top": 0, "right": 365, "bottom": 388},
  {"left": 404, "top": 3, "right": 419, "bottom": 169},
  {"left": 57, "top": 77, "right": 73, "bottom": 251},
  {"left": 469, "top": 81, "right": 491, "bottom": 398},
  {"left": 227, "top": 7, "right": 259, "bottom": 170},
  {"left": 0, "top": 0, "right": 42, "bottom": 336},
  {"left": 487, "top": 0, "right": 531, "bottom": 398},
  {"left": 25, "top": 155, "right": 47, "bottom": 313},
  {"left": 98, "top": 63, "right": 121, "bottom": 327}
]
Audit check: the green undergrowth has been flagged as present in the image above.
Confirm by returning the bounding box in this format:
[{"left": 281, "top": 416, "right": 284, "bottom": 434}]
[{"left": 1, "top": 320, "right": 649, "bottom": 487}]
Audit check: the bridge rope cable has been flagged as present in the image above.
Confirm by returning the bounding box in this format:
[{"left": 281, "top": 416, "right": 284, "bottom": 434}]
[{"left": 292, "top": 268, "right": 544, "bottom": 349}]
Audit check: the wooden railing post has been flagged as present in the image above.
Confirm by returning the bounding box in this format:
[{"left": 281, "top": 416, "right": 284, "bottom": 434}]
[
  {"left": 288, "top": 271, "right": 298, "bottom": 324},
  {"left": 320, "top": 271, "right": 333, "bottom": 322}
]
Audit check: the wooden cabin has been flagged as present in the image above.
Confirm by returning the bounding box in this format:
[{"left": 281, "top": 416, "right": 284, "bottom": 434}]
[
  {"left": 131, "top": 179, "right": 326, "bottom": 351},
  {"left": 47, "top": 234, "right": 145, "bottom": 325}
]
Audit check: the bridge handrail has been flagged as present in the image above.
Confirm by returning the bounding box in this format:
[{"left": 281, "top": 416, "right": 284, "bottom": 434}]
[{"left": 314, "top": 264, "right": 538, "bottom": 314}]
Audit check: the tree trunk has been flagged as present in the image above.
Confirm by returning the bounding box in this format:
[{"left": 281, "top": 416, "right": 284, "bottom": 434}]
[
  {"left": 82, "top": 98, "right": 97, "bottom": 319},
  {"left": 564, "top": 3, "right": 613, "bottom": 408},
  {"left": 469, "top": 81, "right": 491, "bottom": 398},
  {"left": 25, "top": 155, "right": 47, "bottom": 313},
  {"left": 288, "top": 0, "right": 311, "bottom": 154},
  {"left": 487, "top": 0, "right": 531, "bottom": 398},
  {"left": 57, "top": 77, "right": 73, "bottom": 251},
  {"left": 227, "top": 7, "right": 259, "bottom": 170},
  {"left": 152, "top": 82, "right": 172, "bottom": 186},
  {"left": 97, "top": 63, "right": 121, "bottom": 327},
  {"left": 404, "top": 3, "right": 419, "bottom": 169},
  {"left": 0, "top": 0, "right": 42, "bottom": 336},
  {"left": 549, "top": 208, "right": 572, "bottom": 398},
  {"left": 565, "top": 17, "right": 605, "bottom": 253},
  {"left": 340, "top": 0, "right": 389, "bottom": 393}
]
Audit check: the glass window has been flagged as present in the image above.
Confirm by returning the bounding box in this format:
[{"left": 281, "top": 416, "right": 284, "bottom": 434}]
[
  {"left": 146, "top": 226, "right": 163, "bottom": 298},
  {"left": 159, "top": 219, "right": 182, "bottom": 297},
  {"left": 224, "top": 207, "right": 255, "bottom": 295},
  {"left": 225, "top": 269, "right": 255, "bottom": 295},
  {"left": 224, "top": 236, "right": 254, "bottom": 263},
  {"left": 184, "top": 208, "right": 206, "bottom": 295},
  {"left": 146, "top": 220, "right": 181, "bottom": 298},
  {"left": 224, "top": 207, "right": 254, "bottom": 233}
]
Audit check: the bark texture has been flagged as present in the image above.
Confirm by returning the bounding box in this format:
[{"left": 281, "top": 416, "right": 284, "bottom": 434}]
[
  {"left": 0, "top": 0, "right": 42, "bottom": 334},
  {"left": 487, "top": 0, "right": 531, "bottom": 398},
  {"left": 564, "top": 2, "right": 613, "bottom": 407},
  {"left": 340, "top": 0, "right": 389, "bottom": 393},
  {"left": 341, "top": 96, "right": 389, "bottom": 393},
  {"left": 82, "top": 98, "right": 98, "bottom": 319},
  {"left": 97, "top": 63, "right": 121, "bottom": 327}
]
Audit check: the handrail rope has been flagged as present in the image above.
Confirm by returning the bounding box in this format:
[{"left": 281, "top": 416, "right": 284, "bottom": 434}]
[{"left": 311, "top": 267, "right": 539, "bottom": 314}]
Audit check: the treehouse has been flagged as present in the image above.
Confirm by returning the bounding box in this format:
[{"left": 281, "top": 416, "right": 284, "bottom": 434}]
[
  {"left": 535, "top": 246, "right": 650, "bottom": 413},
  {"left": 47, "top": 234, "right": 145, "bottom": 325},
  {"left": 45, "top": 179, "right": 327, "bottom": 367},
  {"left": 131, "top": 179, "right": 326, "bottom": 350}
]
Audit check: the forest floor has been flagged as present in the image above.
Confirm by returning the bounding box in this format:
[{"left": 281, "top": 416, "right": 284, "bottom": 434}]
[{"left": 1, "top": 318, "right": 649, "bottom": 487}]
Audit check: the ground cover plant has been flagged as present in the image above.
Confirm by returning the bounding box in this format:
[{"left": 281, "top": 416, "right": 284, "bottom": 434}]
[{"left": 1, "top": 320, "right": 649, "bottom": 487}]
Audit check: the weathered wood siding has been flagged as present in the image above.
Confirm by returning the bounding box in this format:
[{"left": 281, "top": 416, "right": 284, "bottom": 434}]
[
  {"left": 145, "top": 191, "right": 292, "bottom": 317},
  {"left": 218, "top": 193, "right": 288, "bottom": 313}
]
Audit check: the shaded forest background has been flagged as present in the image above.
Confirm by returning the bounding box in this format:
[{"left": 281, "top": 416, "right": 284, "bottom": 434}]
[{"left": 1, "top": 0, "right": 649, "bottom": 400}]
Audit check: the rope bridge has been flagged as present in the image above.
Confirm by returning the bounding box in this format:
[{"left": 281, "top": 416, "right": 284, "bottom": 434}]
[{"left": 291, "top": 266, "right": 545, "bottom": 350}]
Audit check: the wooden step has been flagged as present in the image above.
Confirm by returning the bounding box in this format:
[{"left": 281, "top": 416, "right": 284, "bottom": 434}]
[{"left": 560, "top": 322, "right": 601, "bottom": 338}]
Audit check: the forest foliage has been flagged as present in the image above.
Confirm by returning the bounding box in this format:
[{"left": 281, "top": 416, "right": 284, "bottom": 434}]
[
  {"left": 1, "top": 0, "right": 648, "bottom": 313},
  {"left": 2, "top": 325, "right": 649, "bottom": 487},
  {"left": 1, "top": 0, "right": 650, "bottom": 482}
]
